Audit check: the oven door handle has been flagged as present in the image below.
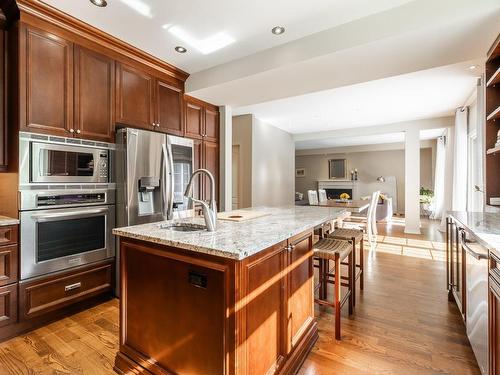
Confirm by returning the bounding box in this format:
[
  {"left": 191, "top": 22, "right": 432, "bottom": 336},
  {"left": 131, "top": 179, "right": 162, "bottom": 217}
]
[{"left": 30, "top": 208, "right": 109, "bottom": 222}]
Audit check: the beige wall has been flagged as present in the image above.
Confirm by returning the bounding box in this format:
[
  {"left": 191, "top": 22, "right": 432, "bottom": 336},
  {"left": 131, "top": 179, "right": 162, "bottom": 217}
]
[
  {"left": 233, "top": 115, "right": 295, "bottom": 208},
  {"left": 295, "top": 147, "right": 433, "bottom": 213}
]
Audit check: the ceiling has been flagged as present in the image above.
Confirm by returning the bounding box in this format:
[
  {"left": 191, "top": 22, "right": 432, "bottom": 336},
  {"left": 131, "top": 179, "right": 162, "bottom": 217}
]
[
  {"left": 295, "top": 128, "right": 445, "bottom": 150},
  {"left": 233, "top": 61, "right": 481, "bottom": 134},
  {"left": 41, "top": 0, "right": 414, "bottom": 73}
]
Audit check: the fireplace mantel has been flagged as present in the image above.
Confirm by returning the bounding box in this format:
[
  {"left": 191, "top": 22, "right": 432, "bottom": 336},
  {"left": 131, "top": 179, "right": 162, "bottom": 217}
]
[{"left": 317, "top": 180, "right": 359, "bottom": 199}]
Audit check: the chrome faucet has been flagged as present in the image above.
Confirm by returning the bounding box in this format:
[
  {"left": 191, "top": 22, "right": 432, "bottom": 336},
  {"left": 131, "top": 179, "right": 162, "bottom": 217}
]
[{"left": 184, "top": 169, "right": 217, "bottom": 231}]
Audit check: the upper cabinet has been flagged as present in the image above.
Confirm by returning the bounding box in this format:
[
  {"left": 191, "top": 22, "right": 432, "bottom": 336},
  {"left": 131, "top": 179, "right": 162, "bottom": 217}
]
[
  {"left": 0, "top": 29, "right": 7, "bottom": 172},
  {"left": 20, "top": 25, "right": 73, "bottom": 136},
  {"left": 74, "top": 46, "right": 115, "bottom": 142},
  {"left": 156, "top": 79, "right": 183, "bottom": 136},
  {"left": 115, "top": 63, "right": 154, "bottom": 130},
  {"left": 184, "top": 96, "right": 219, "bottom": 142},
  {"left": 116, "top": 63, "right": 184, "bottom": 135}
]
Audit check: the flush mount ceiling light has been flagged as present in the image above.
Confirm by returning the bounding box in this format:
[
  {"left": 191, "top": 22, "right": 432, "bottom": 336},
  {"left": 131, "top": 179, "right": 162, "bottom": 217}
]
[
  {"left": 166, "top": 26, "right": 235, "bottom": 55},
  {"left": 271, "top": 26, "right": 285, "bottom": 35},
  {"left": 175, "top": 46, "right": 187, "bottom": 53},
  {"left": 90, "top": 0, "right": 107, "bottom": 7},
  {"left": 468, "top": 65, "right": 478, "bottom": 70}
]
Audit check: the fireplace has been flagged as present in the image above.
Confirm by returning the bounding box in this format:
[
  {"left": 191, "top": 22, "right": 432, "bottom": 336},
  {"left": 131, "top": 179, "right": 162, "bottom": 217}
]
[{"left": 325, "top": 188, "right": 353, "bottom": 200}]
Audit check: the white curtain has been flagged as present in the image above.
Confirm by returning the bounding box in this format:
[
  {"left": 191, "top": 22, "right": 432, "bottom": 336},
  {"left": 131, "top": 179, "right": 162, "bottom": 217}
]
[
  {"left": 452, "top": 108, "right": 469, "bottom": 211},
  {"left": 430, "top": 136, "right": 445, "bottom": 220}
]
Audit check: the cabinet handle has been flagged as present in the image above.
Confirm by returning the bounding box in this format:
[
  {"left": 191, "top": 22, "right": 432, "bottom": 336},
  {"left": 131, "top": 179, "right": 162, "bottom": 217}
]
[
  {"left": 64, "top": 282, "right": 81, "bottom": 292},
  {"left": 76, "top": 129, "right": 81, "bottom": 134},
  {"left": 69, "top": 128, "right": 74, "bottom": 133}
]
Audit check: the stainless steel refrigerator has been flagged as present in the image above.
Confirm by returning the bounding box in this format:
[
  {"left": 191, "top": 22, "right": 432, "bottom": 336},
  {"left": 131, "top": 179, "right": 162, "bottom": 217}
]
[{"left": 115, "top": 128, "right": 194, "bottom": 292}]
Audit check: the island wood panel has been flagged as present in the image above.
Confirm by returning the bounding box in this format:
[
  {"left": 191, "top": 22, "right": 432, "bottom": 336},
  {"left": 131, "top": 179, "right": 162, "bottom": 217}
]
[
  {"left": 241, "top": 241, "right": 287, "bottom": 375},
  {"left": 115, "top": 230, "right": 317, "bottom": 375},
  {"left": 74, "top": 46, "right": 115, "bottom": 142},
  {"left": 287, "top": 232, "right": 314, "bottom": 351},
  {"left": 20, "top": 23, "right": 73, "bottom": 136},
  {"left": 115, "top": 62, "right": 154, "bottom": 130},
  {"left": 156, "top": 79, "right": 183, "bottom": 136}
]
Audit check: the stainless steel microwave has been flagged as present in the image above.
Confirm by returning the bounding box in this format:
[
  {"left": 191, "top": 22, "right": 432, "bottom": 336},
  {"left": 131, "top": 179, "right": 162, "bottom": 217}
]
[{"left": 19, "top": 132, "right": 115, "bottom": 187}]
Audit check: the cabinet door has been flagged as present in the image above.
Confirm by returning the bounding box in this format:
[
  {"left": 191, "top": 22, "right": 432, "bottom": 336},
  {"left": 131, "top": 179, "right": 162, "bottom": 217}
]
[
  {"left": 490, "top": 275, "right": 500, "bottom": 375},
  {"left": 116, "top": 63, "right": 154, "bottom": 129},
  {"left": 185, "top": 101, "right": 203, "bottom": 139},
  {"left": 287, "top": 232, "right": 314, "bottom": 351},
  {"left": 74, "top": 46, "right": 115, "bottom": 142},
  {"left": 0, "top": 29, "right": 6, "bottom": 171},
  {"left": 21, "top": 25, "right": 73, "bottom": 136},
  {"left": 192, "top": 138, "right": 203, "bottom": 200},
  {"left": 0, "top": 284, "right": 17, "bottom": 328},
  {"left": 244, "top": 243, "right": 287, "bottom": 374},
  {"left": 156, "top": 80, "right": 183, "bottom": 136},
  {"left": 202, "top": 141, "right": 219, "bottom": 204},
  {"left": 0, "top": 245, "right": 17, "bottom": 287},
  {"left": 204, "top": 107, "right": 219, "bottom": 142}
]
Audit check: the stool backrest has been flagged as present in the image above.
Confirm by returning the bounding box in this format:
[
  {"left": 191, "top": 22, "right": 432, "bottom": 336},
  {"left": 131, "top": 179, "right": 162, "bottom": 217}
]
[
  {"left": 366, "top": 191, "right": 380, "bottom": 241},
  {"left": 318, "top": 189, "right": 327, "bottom": 203},
  {"left": 308, "top": 190, "right": 319, "bottom": 205}
]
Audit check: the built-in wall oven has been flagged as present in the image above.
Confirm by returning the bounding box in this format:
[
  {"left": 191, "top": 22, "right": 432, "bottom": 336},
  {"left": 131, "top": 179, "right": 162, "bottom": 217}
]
[{"left": 19, "top": 132, "right": 116, "bottom": 280}]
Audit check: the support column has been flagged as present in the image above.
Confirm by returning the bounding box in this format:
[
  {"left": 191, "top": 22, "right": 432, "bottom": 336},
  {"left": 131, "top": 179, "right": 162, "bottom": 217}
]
[
  {"left": 404, "top": 128, "right": 421, "bottom": 234},
  {"left": 219, "top": 105, "right": 232, "bottom": 212}
]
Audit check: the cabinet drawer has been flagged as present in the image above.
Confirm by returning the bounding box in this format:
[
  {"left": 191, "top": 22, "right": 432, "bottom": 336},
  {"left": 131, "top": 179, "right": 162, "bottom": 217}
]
[
  {"left": 19, "top": 262, "right": 112, "bottom": 320},
  {"left": 0, "top": 225, "right": 18, "bottom": 246},
  {"left": 0, "top": 284, "right": 18, "bottom": 328},
  {"left": 0, "top": 244, "right": 18, "bottom": 287}
]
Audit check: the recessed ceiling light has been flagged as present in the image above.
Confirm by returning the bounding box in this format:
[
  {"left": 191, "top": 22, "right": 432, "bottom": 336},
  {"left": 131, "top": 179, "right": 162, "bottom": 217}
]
[
  {"left": 271, "top": 26, "right": 285, "bottom": 35},
  {"left": 468, "top": 65, "right": 478, "bottom": 70},
  {"left": 90, "top": 0, "right": 107, "bottom": 7},
  {"left": 175, "top": 46, "right": 187, "bottom": 53}
]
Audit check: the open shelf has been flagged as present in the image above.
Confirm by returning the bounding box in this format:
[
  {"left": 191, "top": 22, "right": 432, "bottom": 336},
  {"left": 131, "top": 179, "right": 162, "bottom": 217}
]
[
  {"left": 487, "top": 145, "right": 500, "bottom": 155},
  {"left": 487, "top": 105, "right": 500, "bottom": 121},
  {"left": 487, "top": 66, "right": 500, "bottom": 87}
]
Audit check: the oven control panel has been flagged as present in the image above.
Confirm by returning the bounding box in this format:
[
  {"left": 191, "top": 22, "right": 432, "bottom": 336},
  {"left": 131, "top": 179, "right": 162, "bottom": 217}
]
[{"left": 37, "top": 193, "right": 106, "bottom": 207}]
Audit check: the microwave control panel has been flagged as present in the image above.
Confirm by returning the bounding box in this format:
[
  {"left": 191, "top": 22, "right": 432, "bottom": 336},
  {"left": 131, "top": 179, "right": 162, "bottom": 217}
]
[{"left": 98, "top": 152, "right": 109, "bottom": 182}]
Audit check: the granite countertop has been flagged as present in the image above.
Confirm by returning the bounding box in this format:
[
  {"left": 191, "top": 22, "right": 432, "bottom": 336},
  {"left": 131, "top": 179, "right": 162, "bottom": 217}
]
[
  {"left": 113, "top": 206, "right": 345, "bottom": 260},
  {"left": 448, "top": 211, "right": 500, "bottom": 253},
  {"left": 0, "top": 216, "right": 19, "bottom": 226}
]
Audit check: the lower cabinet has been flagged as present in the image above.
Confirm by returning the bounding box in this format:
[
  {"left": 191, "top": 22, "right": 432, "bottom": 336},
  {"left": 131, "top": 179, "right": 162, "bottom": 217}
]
[
  {"left": 0, "top": 284, "right": 17, "bottom": 328},
  {"left": 19, "top": 261, "right": 113, "bottom": 320}
]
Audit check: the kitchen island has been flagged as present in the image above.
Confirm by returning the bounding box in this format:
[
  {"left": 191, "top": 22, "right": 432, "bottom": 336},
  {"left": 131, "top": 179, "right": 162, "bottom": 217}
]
[{"left": 112, "top": 206, "right": 345, "bottom": 375}]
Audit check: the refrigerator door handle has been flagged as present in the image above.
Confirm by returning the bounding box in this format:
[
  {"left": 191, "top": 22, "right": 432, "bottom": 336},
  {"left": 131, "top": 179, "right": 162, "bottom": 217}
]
[
  {"left": 166, "top": 143, "right": 175, "bottom": 220},
  {"left": 161, "top": 144, "right": 169, "bottom": 220}
]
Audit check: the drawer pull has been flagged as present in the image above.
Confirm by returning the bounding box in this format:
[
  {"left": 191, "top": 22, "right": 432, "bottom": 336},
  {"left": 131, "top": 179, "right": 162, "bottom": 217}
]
[{"left": 64, "top": 282, "right": 82, "bottom": 292}]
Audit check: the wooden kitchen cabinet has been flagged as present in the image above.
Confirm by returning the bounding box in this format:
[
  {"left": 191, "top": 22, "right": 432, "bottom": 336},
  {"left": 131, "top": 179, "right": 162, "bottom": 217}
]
[
  {"left": 0, "top": 29, "right": 7, "bottom": 172},
  {"left": 74, "top": 46, "right": 115, "bottom": 142},
  {"left": 20, "top": 24, "right": 73, "bottom": 136},
  {"left": 115, "top": 62, "right": 154, "bottom": 130},
  {"left": 287, "top": 232, "right": 314, "bottom": 352},
  {"left": 156, "top": 79, "right": 183, "bottom": 136},
  {"left": 185, "top": 95, "right": 219, "bottom": 141},
  {"left": 203, "top": 140, "right": 219, "bottom": 202}
]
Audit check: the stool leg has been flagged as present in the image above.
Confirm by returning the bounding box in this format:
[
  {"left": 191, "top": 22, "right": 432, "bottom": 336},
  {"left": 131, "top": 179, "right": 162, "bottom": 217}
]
[
  {"left": 351, "top": 238, "right": 356, "bottom": 307},
  {"left": 322, "top": 259, "right": 328, "bottom": 300},
  {"left": 348, "top": 250, "right": 353, "bottom": 315},
  {"left": 334, "top": 254, "right": 341, "bottom": 341},
  {"left": 360, "top": 238, "right": 364, "bottom": 291},
  {"left": 318, "top": 258, "right": 324, "bottom": 300}
]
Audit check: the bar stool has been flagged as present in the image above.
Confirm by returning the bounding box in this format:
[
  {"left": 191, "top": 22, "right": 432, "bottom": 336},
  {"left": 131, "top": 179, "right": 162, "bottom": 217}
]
[
  {"left": 313, "top": 237, "right": 354, "bottom": 340},
  {"left": 328, "top": 228, "right": 364, "bottom": 306}
]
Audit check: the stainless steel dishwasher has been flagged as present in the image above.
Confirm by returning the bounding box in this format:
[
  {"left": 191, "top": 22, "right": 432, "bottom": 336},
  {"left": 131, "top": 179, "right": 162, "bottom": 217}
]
[{"left": 461, "top": 228, "right": 489, "bottom": 375}]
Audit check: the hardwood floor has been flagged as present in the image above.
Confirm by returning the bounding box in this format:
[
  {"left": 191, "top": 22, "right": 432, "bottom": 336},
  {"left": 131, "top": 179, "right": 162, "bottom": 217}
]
[{"left": 0, "top": 218, "right": 480, "bottom": 375}]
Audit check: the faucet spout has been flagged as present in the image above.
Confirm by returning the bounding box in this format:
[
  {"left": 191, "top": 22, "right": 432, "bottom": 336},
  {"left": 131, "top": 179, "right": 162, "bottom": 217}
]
[{"left": 184, "top": 169, "right": 217, "bottom": 231}]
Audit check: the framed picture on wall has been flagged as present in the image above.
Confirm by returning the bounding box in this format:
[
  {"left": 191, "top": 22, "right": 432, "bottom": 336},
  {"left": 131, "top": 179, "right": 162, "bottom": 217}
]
[{"left": 296, "top": 168, "right": 306, "bottom": 177}]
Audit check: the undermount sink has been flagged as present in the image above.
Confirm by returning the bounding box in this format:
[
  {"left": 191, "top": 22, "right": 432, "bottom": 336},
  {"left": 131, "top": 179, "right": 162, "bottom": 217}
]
[{"left": 160, "top": 223, "right": 207, "bottom": 232}]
